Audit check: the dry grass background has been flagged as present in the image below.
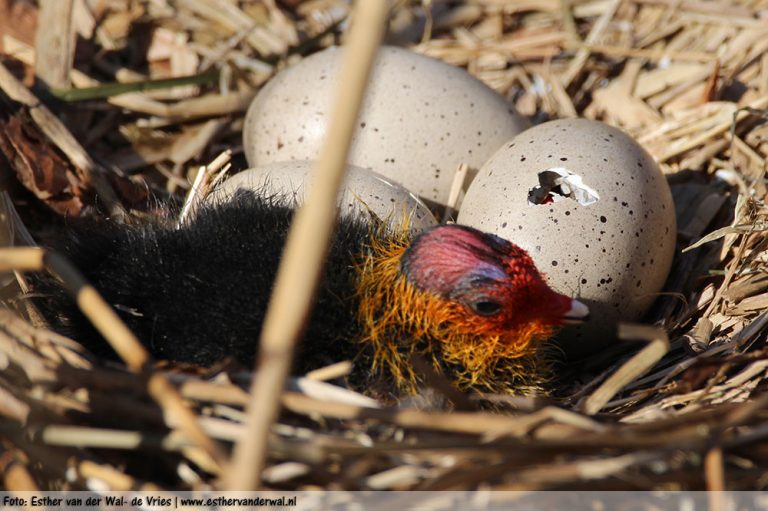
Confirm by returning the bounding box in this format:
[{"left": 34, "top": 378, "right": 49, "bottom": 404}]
[{"left": 0, "top": 0, "right": 767, "bottom": 494}]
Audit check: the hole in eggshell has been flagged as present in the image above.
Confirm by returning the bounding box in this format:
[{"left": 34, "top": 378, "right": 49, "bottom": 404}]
[{"left": 527, "top": 167, "right": 600, "bottom": 206}]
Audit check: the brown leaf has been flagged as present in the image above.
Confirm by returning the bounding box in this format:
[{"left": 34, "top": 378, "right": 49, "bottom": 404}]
[{"left": 0, "top": 99, "right": 85, "bottom": 215}]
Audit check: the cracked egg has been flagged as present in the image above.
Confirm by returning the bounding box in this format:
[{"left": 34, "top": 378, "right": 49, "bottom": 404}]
[{"left": 457, "top": 119, "right": 676, "bottom": 352}]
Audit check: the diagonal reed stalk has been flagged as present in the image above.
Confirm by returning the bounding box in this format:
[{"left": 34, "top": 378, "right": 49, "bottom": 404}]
[
  {"left": 0, "top": 247, "right": 228, "bottom": 473},
  {"left": 223, "top": 0, "right": 389, "bottom": 490}
]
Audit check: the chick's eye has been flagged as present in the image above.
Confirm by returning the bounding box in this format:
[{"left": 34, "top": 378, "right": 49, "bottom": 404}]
[{"left": 469, "top": 300, "right": 502, "bottom": 316}]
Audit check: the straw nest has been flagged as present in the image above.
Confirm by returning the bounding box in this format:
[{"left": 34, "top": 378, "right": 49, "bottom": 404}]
[{"left": 1, "top": 0, "right": 768, "bottom": 494}]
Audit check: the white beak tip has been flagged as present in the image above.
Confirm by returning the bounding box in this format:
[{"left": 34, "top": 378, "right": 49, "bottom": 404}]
[{"left": 563, "top": 299, "right": 589, "bottom": 324}]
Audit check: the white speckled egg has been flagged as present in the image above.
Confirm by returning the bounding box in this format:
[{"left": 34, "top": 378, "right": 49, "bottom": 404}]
[
  {"left": 457, "top": 119, "right": 676, "bottom": 352},
  {"left": 210, "top": 161, "right": 437, "bottom": 232},
  {"left": 243, "top": 45, "right": 528, "bottom": 207}
]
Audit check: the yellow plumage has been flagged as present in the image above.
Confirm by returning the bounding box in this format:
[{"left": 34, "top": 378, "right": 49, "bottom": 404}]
[{"left": 355, "top": 231, "right": 557, "bottom": 396}]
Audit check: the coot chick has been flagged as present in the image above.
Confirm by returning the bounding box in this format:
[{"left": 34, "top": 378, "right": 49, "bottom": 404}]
[{"left": 31, "top": 191, "right": 587, "bottom": 398}]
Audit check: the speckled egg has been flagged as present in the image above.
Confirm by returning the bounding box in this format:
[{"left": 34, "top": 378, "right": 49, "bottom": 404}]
[
  {"left": 458, "top": 119, "right": 676, "bottom": 352},
  {"left": 210, "top": 161, "right": 437, "bottom": 232},
  {"left": 243, "top": 45, "right": 528, "bottom": 207}
]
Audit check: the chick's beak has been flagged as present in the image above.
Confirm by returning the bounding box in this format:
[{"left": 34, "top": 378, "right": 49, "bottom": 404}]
[{"left": 563, "top": 298, "right": 590, "bottom": 324}]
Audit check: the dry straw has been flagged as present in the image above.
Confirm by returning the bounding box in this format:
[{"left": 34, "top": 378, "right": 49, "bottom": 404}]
[
  {"left": 3, "top": 0, "right": 768, "bottom": 494},
  {"left": 581, "top": 324, "right": 670, "bottom": 415}
]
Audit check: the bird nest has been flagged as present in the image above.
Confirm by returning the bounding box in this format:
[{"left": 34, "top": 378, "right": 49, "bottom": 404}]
[{"left": 1, "top": 0, "right": 768, "bottom": 495}]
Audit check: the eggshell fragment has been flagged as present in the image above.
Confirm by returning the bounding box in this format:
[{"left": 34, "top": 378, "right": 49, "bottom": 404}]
[
  {"left": 211, "top": 161, "right": 437, "bottom": 232},
  {"left": 243, "top": 45, "right": 528, "bottom": 207},
  {"left": 458, "top": 119, "right": 676, "bottom": 352}
]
